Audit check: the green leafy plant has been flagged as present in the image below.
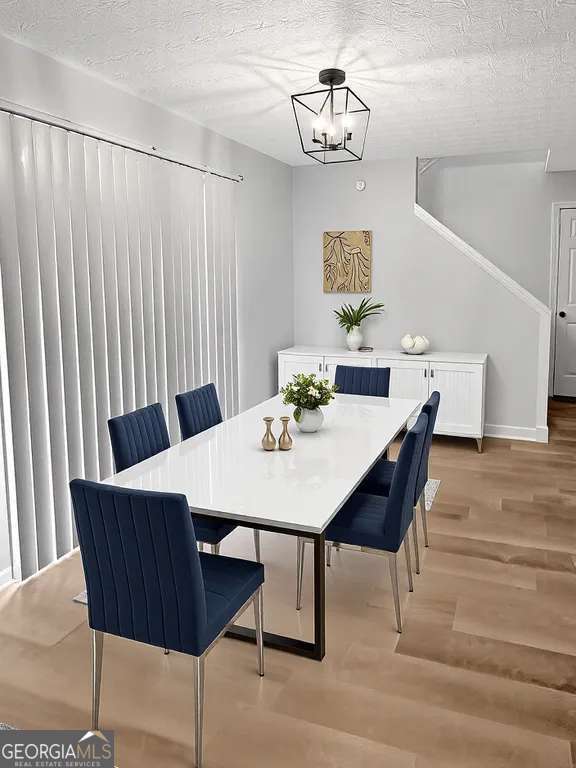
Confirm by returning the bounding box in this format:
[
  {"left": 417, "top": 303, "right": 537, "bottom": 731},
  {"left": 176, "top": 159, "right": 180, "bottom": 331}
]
[
  {"left": 280, "top": 373, "right": 338, "bottom": 422},
  {"left": 333, "top": 297, "right": 385, "bottom": 333}
]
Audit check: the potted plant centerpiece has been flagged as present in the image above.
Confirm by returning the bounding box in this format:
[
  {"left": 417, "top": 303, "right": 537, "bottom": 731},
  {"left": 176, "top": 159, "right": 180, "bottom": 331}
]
[
  {"left": 280, "top": 373, "right": 337, "bottom": 433},
  {"left": 334, "top": 298, "right": 385, "bottom": 351}
]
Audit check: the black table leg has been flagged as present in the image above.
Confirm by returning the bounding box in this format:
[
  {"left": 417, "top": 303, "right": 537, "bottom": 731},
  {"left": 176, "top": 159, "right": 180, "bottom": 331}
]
[
  {"left": 223, "top": 525, "right": 327, "bottom": 661},
  {"left": 312, "top": 531, "right": 326, "bottom": 660}
]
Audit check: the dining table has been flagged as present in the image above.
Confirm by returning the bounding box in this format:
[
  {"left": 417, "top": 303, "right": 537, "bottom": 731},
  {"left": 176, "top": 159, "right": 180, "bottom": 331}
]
[{"left": 104, "top": 392, "right": 420, "bottom": 661}]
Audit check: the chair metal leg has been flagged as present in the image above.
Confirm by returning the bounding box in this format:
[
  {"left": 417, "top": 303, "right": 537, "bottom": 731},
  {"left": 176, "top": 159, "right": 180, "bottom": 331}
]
[
  {"left": 411, "top": 516, "right": 420, "bottom": 575},
  {"left": 388, "top": 554, "right": 402, "bottom": 633},
  {"left": 403, "top": 537, "right": 414, "bottom": 592},
  {"left": 419, "top": 493, "right": 429, "bottom": 547},
  {"left": 253, "top": 529, "right": 261, "bottom": 562},
  {"left": 211, "top": 543, "right": 220, "bottom": 555},
  {"left": 296, "top": 537, "right": 305, "bottom": 610},
  {"left": 91, "top": 630, "right": 103, "bottom": 731},
  {"left": 326, "top": 541, "right": 332, "bottom": 567},
  {"left": 253, "top": 587, "right": 264, "bottom": 676},
  {"left": 193, "top": 656, "right": 205, "bottom": 768}
]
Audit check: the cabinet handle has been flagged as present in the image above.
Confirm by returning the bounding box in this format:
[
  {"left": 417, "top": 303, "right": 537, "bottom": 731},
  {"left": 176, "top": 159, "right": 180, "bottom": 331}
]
[
  {"left": 431, "top": 369, "right": 434, "bottom": 378},
  {"left": 318, "top": 363, "right": 322, "bottom": 372},
  {"left": 424, "top": 369, "right": 427, "bottom": 378}
]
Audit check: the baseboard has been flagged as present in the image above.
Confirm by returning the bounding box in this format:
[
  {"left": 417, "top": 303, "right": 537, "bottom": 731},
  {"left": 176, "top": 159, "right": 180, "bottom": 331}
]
[{"left": 485, "top": 424, "right": 549, "bottom": 443}]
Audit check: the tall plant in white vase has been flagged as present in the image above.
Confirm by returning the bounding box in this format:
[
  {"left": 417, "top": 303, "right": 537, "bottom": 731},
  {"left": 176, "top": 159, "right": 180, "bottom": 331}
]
[{"left": 334, "top": 298, "right": 385, "bottom": 351}]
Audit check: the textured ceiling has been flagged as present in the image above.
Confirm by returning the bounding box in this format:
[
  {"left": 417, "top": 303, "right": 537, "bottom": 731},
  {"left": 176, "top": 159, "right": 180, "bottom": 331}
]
[{"left": 0, "top": 0, "right": 575, "bottom": 166}]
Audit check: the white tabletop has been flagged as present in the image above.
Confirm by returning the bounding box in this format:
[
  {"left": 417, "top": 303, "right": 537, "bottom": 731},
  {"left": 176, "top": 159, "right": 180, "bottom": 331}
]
[{"left": 104, "top": 394, "right": 420, "bottom": 534}]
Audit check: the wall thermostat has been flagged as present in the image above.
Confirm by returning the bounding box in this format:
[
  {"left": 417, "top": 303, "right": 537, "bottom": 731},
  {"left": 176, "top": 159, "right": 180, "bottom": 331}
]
[{"left": 355, "top": 179, "right": 366, "bottom": 191}]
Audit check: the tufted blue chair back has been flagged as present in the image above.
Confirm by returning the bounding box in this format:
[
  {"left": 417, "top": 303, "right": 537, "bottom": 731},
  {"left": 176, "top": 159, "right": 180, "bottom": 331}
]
[
  {"left": 415, "top": 391, "right": 441, "bottom": 503},
  {"left": 334, "top": 365, "right": 390, "bottom": 397},
  {"left": 384, "top": 412, "right": 428, "bottom": 549},
  {"left": 176, "top": 383, "right": 223, "bottom": 440},
  {"left": 70, "top": 479, "right": 208, "bottom": 655},
  {"left": 108, "top": 403, "right": 170, "bottom": 472}
]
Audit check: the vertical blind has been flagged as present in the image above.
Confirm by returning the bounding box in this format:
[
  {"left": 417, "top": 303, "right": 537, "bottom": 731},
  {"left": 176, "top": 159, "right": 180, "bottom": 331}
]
[{"left": 0, "top": 112, "right": 239, "bottom": 578}]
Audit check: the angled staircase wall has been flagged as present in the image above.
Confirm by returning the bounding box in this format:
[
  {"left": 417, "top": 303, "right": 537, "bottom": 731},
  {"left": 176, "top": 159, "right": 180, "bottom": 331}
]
[{"left": 414, "top": 200, "right": 550, "bottom": 441}]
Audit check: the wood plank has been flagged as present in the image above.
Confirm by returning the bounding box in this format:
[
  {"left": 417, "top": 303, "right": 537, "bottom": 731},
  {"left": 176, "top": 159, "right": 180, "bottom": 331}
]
[{"left": 0, "top": 400, "right": 575, "bottom": 766}]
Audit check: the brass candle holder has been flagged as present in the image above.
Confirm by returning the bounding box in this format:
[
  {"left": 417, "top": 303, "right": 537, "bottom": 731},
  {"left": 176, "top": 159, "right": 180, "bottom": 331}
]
[
  {"left": 261, "top": 417, "right": 276, "bottom": 451},
  {"left": 278, "top": 416, "right": 293, "bottom": 451}
]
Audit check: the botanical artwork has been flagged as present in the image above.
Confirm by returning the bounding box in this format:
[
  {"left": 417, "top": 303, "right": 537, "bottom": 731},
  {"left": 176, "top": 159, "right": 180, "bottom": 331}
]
[{"left": 323, "top": 230, "right": 372, "bottom": 293}]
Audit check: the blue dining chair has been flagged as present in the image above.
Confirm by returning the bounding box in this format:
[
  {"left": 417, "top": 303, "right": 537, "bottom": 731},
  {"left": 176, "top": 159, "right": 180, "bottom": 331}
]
[
  {"left": 108, "top": 403, "right": 237, "bottom": 557},
  {"left": 107, "top": 401, "right": 170, "bottom": 471},
  {"left": 327, "top": 364, "right": 392, "bottom": 558},
  {"left": 296, "top": 412, "right": 428, "bottom": 632},
  {"left": 334, "top": 365, "right": 390, "bottom": 397},
  {"left": 360, "top": 391, "right": 441, "bottom": 574},
  {"left": 176, "top": 383, "right": 223, "bottom": 440},
  {"left": 296, "top": 363, "right": 392, "bottom": 599},
  {"left": 70, "top": 479, "right": 264, "bottom": 768},
  {"left": 176, "top": 384, "right": 261, "bottom": 562}
]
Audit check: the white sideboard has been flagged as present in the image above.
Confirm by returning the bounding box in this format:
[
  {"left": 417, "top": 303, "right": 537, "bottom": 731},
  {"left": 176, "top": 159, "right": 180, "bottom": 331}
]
[{"left": 278, "top": 346, "right": 487, "bottom": 451}]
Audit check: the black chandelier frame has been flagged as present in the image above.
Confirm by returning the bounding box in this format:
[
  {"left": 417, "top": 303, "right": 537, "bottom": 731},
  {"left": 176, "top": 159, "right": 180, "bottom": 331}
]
[{"left": 291, "top": 73, "right": 371, "bottom": 165}]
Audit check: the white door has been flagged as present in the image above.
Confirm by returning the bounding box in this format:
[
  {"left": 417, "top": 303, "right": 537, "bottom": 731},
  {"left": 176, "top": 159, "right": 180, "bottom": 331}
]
[
  {"left": 278, "top": 354, "right": 324, "bottom": 391},
  {"left": 377, "top": 358, "right": 429, "bottom": 402},
  {"left": 554, "top": 208, "right": 576, "bottom": 396},
  {"left": 323, "top": 355, "right": 373, "bottom": 385},
  {"left": 430, "top": 362, "right": 483, "bottom": 437}
]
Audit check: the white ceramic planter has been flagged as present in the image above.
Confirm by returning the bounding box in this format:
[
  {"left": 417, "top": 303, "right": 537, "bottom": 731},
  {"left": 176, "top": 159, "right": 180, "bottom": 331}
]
[
  {"left": 346, "top": 326, "right": 363, "bottom": 351},
  {"left": 295, "top": 407, "right": 324, "bottom": 433}
]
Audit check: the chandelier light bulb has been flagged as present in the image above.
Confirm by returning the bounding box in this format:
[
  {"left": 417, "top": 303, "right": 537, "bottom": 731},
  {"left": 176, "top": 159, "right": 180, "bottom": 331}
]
[{"left": 312, "top": 116, "right": 327, "bottom": 133}]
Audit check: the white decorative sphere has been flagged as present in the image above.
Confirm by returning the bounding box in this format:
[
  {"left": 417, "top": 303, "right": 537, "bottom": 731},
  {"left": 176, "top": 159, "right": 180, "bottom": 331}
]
[{"left": 401, "top": 334, "right": 430, "bottom": 355}]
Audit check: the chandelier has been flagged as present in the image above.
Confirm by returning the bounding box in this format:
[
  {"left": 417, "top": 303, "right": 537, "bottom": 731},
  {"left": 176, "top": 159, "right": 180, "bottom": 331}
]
[{"left": 291, "top": 68, "right": 370, "bottom": 164}]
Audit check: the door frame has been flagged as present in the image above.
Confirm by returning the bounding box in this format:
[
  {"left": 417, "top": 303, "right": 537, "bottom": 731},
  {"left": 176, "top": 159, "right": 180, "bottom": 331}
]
[{"left": 549, "top": 202, "right": 576, "bottom": 395}]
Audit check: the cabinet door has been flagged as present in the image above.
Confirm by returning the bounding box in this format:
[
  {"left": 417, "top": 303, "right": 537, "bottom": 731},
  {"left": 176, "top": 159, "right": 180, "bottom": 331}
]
[
  {"left": 323, "top": 355, "right": 373, "bottom": 385},
  {"left": 278, "top": 354, "right": 324, "bottom": 391},
  {"left": 376, "top": 358, "right": 429, "bottom": 403},
  {"left": 430, "top": 362, "right": 483, "bottom": 437}
]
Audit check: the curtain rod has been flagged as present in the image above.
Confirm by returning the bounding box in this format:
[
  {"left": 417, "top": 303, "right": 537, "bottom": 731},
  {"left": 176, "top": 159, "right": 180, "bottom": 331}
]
[{"left": 0, "top": 97, "right": 244, "bottom": 183}]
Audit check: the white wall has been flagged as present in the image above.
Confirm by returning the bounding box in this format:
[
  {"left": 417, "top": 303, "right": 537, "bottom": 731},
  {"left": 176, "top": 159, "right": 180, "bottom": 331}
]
[
  {"left": 418, "top": 152, "right": 576, "bottom": 305},
  {"left": 0, "top": 33, "right": 293, "bottom": 410},
  {"left": 292, "top": 158, "right": 541, "bottom": 434},
  {"left": 234, "top": 141, "right": 293, "bottom": 407}
]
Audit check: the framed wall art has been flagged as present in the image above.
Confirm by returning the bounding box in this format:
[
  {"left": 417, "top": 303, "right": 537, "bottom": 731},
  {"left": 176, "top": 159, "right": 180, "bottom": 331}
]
[{"left": 323, "top": 230, "right": 372, "bottom": 293}]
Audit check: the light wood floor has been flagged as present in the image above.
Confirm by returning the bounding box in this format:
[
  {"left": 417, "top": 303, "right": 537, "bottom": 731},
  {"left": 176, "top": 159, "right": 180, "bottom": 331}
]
[{"left": 0, "top": 400, "right": 575, "bottom": 767}]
